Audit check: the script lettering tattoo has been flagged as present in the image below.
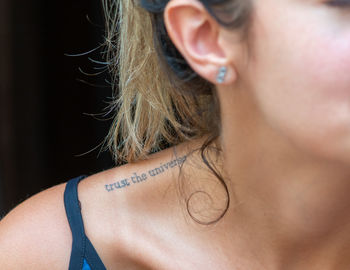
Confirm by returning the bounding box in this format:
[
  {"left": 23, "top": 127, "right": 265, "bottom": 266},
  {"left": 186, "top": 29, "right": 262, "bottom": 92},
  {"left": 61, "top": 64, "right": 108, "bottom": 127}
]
[{"left": 104, "top": 155, "right": 187, "bottom": 192}]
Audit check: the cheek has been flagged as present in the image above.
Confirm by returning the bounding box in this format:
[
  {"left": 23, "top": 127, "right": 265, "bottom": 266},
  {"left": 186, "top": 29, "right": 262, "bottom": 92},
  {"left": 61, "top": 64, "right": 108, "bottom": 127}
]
[
  {"left": 305, "top": 28, "right": 350, "bottom": 102},
  {"left": 250, "top": 19, "right": 350, "bottom": 163}
]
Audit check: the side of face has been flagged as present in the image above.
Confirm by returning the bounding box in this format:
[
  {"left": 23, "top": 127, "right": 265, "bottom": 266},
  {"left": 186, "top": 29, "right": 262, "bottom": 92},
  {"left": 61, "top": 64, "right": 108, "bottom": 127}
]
[
  {"left": 164, "top": 0, "right": 350, "bottom": 165},
  {"left": 244, "top": 0, "right": 350, "bottom": 164}
]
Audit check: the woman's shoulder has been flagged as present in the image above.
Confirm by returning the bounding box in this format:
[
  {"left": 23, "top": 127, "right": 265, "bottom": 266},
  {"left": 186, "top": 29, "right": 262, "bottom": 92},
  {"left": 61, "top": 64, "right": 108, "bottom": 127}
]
[
  {"left": 75, "top": 146, "right": 190, "bottom": 267},
  {"left": 0, "top": 181, "right": 72, "bottom": 269},
  {"left": 0, "top": 144, "right": 192, "bottom": 269}
]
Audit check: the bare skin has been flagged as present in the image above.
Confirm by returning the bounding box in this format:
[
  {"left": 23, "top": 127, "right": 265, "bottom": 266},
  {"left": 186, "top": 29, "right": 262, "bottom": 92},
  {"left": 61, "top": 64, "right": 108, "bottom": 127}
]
[
  {"left": 0, "top": 139, "right": 241, "bottom": 270},
  {"left": 164, "top": 0, "right": 350, "bottom": 269},
  {"left": 2, "top": 0, "right": 350, "bottom": 269}
]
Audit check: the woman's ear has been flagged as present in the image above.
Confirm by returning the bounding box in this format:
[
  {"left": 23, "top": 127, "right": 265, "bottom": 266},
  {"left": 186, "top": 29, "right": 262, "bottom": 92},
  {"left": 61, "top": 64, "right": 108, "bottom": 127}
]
[{"left": 163, "top": 0, "right": 239, "bottom": 85}]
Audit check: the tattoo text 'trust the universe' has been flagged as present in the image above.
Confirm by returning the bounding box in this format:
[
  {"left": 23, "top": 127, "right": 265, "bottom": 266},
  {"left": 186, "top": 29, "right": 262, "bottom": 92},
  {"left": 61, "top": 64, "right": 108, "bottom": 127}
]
[{"left": 104, "top": 155, "right": 187, "bottom": 192}]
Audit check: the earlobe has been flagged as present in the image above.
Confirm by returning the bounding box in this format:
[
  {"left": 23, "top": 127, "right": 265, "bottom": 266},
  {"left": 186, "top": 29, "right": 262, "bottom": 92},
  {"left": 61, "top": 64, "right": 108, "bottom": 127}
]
[{"left": 164, "top": 0, "right": 237, "bottom": 85}]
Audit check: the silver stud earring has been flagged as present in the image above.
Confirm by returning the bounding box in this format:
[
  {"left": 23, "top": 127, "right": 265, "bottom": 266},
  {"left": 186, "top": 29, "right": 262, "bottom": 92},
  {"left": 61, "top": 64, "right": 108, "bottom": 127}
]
[{"left": 216, "top": 66, "right": 227, "bottom": 84}]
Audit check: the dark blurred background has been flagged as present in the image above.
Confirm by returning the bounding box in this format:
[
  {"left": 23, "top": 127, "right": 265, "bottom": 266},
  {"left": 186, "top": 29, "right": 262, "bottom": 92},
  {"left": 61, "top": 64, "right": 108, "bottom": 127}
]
[{"left": 0, "top": 0, "right": 115, "bottom": 215}]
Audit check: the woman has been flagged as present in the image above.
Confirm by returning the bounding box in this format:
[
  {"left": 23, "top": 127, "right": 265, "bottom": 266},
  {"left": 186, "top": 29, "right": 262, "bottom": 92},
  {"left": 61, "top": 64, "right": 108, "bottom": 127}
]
[{"left": 1, "top": 0, "right": 350, "bottom": 268}]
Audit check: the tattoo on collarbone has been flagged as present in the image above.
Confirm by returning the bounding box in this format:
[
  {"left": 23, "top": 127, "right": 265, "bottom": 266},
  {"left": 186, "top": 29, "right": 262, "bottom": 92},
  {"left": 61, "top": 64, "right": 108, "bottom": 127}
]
[{"left": 104, "top": 155, "right": 187, "bottom": 192}]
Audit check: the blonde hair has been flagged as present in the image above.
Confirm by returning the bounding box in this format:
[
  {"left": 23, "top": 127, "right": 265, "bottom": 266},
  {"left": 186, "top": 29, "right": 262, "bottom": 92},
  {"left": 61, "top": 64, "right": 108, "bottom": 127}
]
[
  {"left": 102, "top": 0, "right": 253, "bottom": 224},
  {"left": 102, "top": 0, "right": 252, "bottom": 165}
]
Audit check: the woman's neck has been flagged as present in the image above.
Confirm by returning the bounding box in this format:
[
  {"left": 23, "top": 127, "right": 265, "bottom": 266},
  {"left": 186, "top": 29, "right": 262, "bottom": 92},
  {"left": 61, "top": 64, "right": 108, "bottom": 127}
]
[{"left": 213, "top": 85, "right": 350, "bottom": 269}]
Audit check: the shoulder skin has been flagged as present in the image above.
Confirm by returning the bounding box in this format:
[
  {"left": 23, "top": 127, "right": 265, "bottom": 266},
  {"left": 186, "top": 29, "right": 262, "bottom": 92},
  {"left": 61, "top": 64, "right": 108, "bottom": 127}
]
[{"left": 0, "top": 183, "right": 72, "bottom": 269}]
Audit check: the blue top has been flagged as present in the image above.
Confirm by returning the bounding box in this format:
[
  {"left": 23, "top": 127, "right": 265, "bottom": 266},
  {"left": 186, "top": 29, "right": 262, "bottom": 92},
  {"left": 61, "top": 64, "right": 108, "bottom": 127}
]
[{"left": 64, "top": 176, "right": 107, "bottom": 270}]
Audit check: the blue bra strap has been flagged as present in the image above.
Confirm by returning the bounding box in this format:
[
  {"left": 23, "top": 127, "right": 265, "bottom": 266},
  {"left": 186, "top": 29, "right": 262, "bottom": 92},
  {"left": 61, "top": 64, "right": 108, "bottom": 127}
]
[
  {"left": 64, "top": 175, "right": 106, "bottom": 270},
  {"left": 64, "top": 176, "right": 88, "bottom": 269}
]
